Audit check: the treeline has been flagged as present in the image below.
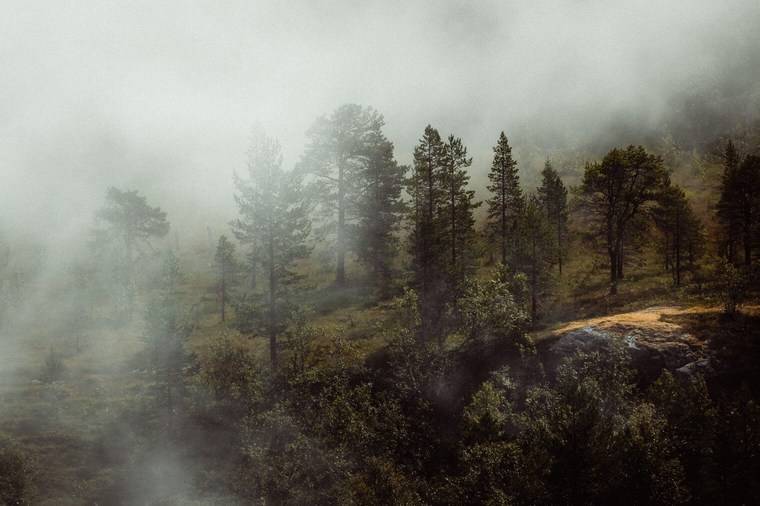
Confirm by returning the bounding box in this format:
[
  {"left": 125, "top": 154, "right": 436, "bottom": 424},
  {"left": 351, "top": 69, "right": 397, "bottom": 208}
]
[{"left": 77, "top": 103, "right": 760, "bottom": 374}]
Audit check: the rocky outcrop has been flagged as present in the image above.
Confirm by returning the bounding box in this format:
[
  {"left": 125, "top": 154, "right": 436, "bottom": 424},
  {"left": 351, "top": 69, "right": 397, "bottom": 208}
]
[{"left": 544, "top": 307, "right": 710, "bottom": 382}]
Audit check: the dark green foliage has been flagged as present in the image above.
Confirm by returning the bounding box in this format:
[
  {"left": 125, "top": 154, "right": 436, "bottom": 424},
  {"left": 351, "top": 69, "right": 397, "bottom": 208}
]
[
  {"left": 577, "top": 146, "right": 671, "bottom": 294},
  {"left": 486, "top": 132, "right": 523, "bottom": 268},
  {"left": 354, "top": 121, "right": 407, "bottom": 298},
  {"left": 653, "top": 185, "right": 704, "bottom": 286},
  {"left": 441, "top": 135, "right": 481, "bottom": 297},
  {"left": 407, "top": 127, "right": 480, "bottom": 340},
  {"left": 459, "top": 268, "right": 529, "bottom": 344},
  {"left": 717, "top": 141, "right": 760, "bottom": 268},
  {"left": 537, "top": 160, "right": 568, "bottom": 274},
  {"left": 515, "top": 196, "right": 556, "bottom": 324},
  {"left": 407, "top": 125, "right": 448, "bottom": 339}
]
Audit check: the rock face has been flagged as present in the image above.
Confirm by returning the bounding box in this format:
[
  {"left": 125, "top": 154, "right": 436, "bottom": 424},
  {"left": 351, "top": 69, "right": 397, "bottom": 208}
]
[{"left": 545, "top": 307, "right": 709, "bottom": 382}]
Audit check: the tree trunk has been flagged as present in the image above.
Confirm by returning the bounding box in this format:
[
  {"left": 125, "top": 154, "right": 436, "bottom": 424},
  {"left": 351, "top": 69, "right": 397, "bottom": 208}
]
[
  {"left": 501, "top": 169, "right": 507, "bottom": 266},
  {"left": 220, "top": 270, "right": 225, "bottom": 322},
  {"left": 557, "top": 218, "right": 563, "bottom": 275},
  {"left": 675, "top": 209, "right": 681, "bottom": 287},
  {"left": 336, "top": 158, "right": 346, "bottom": 286},
  {"left": 268, "top": 231, "right": 278, "bottom": 371}
]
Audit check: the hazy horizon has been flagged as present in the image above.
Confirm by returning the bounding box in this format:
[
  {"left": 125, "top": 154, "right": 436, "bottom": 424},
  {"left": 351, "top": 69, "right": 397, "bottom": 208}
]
[{"left": 3, "top": 0, "right": 760, "bottom": 248}]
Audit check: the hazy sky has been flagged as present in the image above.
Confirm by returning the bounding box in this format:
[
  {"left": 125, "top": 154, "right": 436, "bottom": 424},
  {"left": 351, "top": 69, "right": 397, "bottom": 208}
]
[{"left": 2, "top": 0, "right": 759, "bottom": 247}]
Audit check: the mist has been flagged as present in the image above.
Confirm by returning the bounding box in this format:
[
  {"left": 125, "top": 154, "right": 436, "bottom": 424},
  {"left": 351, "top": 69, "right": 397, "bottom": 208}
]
[
  {"left": 2, "top": 1, "right": 760, "bottom": 504},
  {"left": 3, "top": 0, "right": 759, "bottom": 248}
]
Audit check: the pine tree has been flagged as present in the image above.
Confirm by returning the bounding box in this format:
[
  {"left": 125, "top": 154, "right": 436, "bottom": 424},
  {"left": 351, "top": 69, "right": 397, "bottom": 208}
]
[
  {"left": 441, "top": 135, "right": 480, "bottom": 295},
  {"left": 735, "top": 155, "right": 760, "bottom": 267},
  {"left": 214, "top": 235, "right": 238, "bottom": 322},
  {"left": 95, "top": 187, "right": 170, "bottom": 318},
  {"left": 717, "top": 140, "right": 742, "bottom": 264},
  {"left": 233, "top": 131, "right": 311, "bottom": 370},
  {"left": 354, "top": 124, "right": 407, "bottom": 298},
  {"left": 654, "top": 185, "right": 703, "bottom": 286},
  {"left": 578, "top": 146, "right": 670, "bottom": 294},
  {"left": 407, "top": 125, "right": 447, "bottom": 339},
  {"left": 486, "top": 132, "right": 523, "bottom": 269},
  {"left": 537, "top": 160, "right": 569, "bottom": 274},
  {"left": 144, "top": 251, "right": 191, "bottom": 428},
  {"left": 298, "top": 104, "right": 386, "bottom": 286},
  {"left": 515, "top": 196, "right": 555, "bottom": 324}
]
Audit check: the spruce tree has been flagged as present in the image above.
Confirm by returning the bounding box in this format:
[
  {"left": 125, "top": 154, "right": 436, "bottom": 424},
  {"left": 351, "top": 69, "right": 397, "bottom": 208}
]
[
  {"left": 486, "top": 132, "right": 523, "bottom": 268},
  {"left": 441, "top": 135, "right": 480, "bottom": 295},
  {"left": 233, "top": 131, "right": 311, "bottom": 370},
  {"left": 515, "top": 195, "right": 555, "bottom": 324},
  {"left": 407, "top": 125, "right": 447, "bottom": 339},
  {"left": 735, "top": 155, "right": 760, "bottom": 267},
  {"left": 354, "top": 126, "right": 407, "bottom": 298},
  {"left": 537, "top": 160, "right": 569, "bottom": 274},
  {"left": 717, "top": 140, "right": 741, "bottom": 264}
]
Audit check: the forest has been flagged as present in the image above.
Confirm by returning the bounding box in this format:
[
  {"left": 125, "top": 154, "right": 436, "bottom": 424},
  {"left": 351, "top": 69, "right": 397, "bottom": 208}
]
[{"left": 2, "top": 1, "right": 760, "bottom": 505}]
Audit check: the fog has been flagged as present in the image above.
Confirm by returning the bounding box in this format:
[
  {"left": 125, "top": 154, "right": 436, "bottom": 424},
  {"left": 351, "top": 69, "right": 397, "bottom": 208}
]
[{"left": 2, "top": 0, "right": 759, "bottom": 250}]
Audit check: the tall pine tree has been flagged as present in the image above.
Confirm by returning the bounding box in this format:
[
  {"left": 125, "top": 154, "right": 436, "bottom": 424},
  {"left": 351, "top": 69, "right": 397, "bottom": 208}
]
[
  {"left": 441, "top": 135, "right": 480, "bottom": 295},
  {"left": 354, "top": 123, "right": 407, "bottom": 298},
  {"left": 232, "top": 131, "right": 311, "bottom": 370},
  {"left": 537, "top": 160, "right": 568, "bottom": 274},
  {"left": 486, "top": 132, "right": 523, "bottom": 268},
  {"left": 407, "top": 125, "right": 447, "bottom": 340},
  {"left": 298, "top": 104, "right": 388, "bottom": 286}
]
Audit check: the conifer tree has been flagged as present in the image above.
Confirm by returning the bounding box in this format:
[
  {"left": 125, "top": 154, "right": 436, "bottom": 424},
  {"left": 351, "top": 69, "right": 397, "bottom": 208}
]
[
  {"left": 654, "top": 185, "right": 703, "bottom": 286},
  {"left": 354, "top": 126, "right": 407, "bottom": 298},
  {"left": 578, "top": 146, "right": 670, "bottom": 294},
  {"left": 298, "top": 104, "right": 386, "bottom": 286},
  {"left": 96, "top": 187, "right": 170, "bottom": 318},
  {"left": 233, "top": 131, "right": 311, "bottom": 370},
  {"left": 515, "top": 196, "right": 555, "bottom": 324},
  {"left": 486, "top": 132, "right": 523, "bottom": 268},
  {"left": 214, "top": 235, "right": 238, "bottom": 322},
  {"left": 735, "top": 155, "right": 760, "bottom": 267},
  {"left": 538, "top": 160, "right": 569, "bottom": 274},
  {"left": 441, "top": 135, "right": 480, "bottom": 295},
  {"left": 717, "top": 140, "right": 742, "bottom": 264},
  {"left": 144, "top": 251, "right": 191, "bottom": 427},
  {"left": 407, "top": 125, "right": 447, "bottom": 338}
]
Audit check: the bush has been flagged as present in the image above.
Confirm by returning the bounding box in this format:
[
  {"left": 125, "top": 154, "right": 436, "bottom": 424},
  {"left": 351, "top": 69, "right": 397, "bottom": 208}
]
[{"left": 0, "top": 439, "right": 28, "bottom": 505}]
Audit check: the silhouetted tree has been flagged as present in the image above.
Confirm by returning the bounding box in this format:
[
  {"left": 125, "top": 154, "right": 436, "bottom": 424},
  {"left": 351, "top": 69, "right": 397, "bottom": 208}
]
[
  {"left": 653, "top": 185, "right": 703, "bottom": 286},
  {"left": 578, "top": 146, "right": 670, "bottom": 294},
  {"left": 717, "top": 140, "right": 742, "bottom": 264},
  {"left": 486, "top": 132, "right": 523, "bottom": 269},
  {"left": 407, "top": 125, "right": 447, "bottom": 341},
  {"left": 441, "top": 135, "right": 481, "bottom": 297},
  {"left": 538, "top": 160, "right": 568, "bottom": 274},
  {"left": 354, "top": 122, "right": 407, "bottom": 298}
]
